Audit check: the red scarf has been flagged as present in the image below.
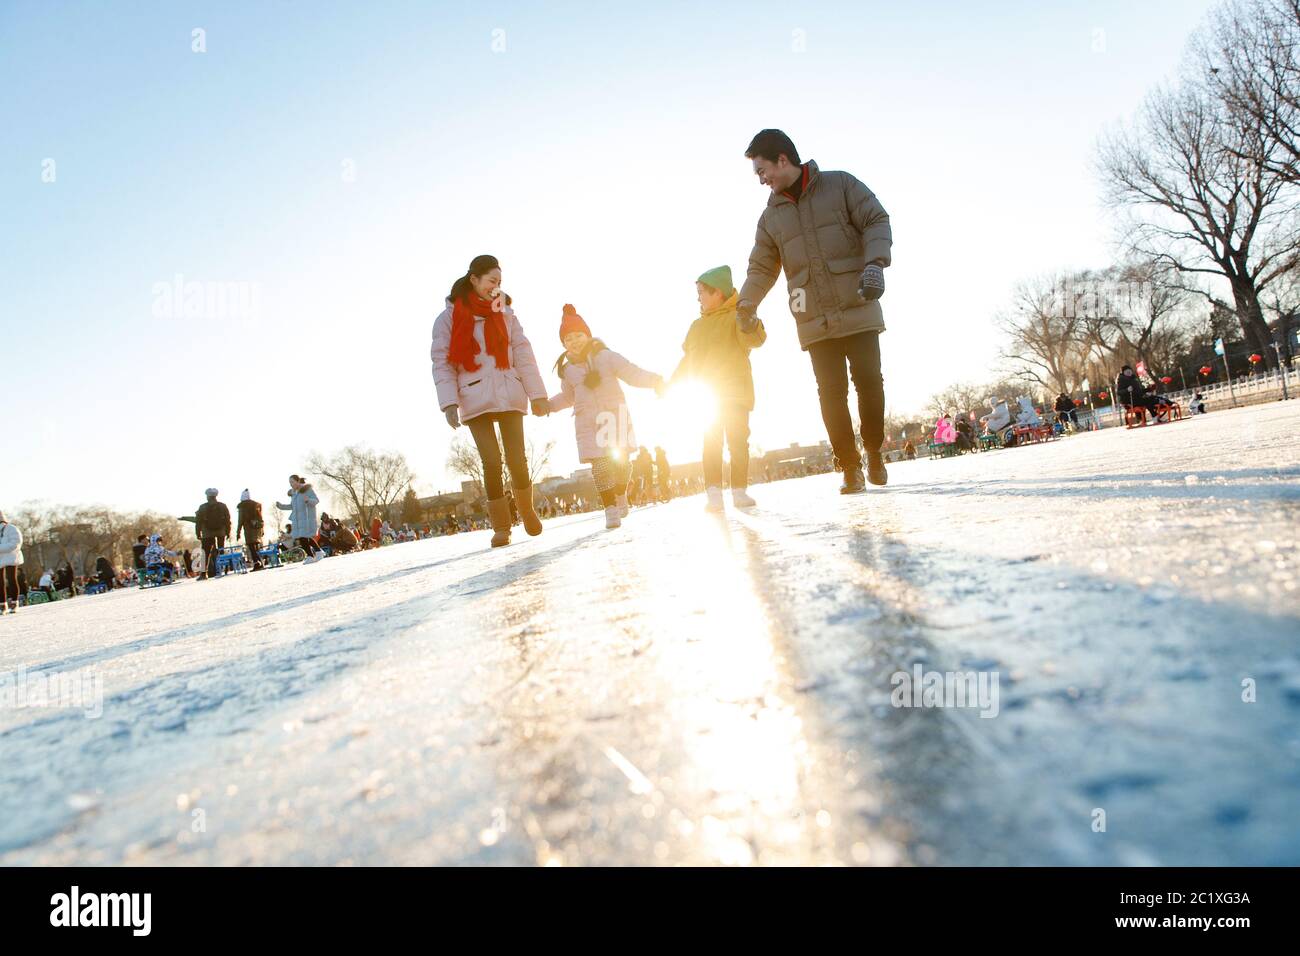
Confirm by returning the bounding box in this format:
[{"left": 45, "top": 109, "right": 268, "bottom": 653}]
[{"left": 448, "top": 293, "right": 511, "bottom": 372}]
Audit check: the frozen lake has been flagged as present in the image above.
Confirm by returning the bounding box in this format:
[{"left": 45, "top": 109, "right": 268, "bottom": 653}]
[{"left": 3, "top": 401, "right": 1298, "bottom": 865}]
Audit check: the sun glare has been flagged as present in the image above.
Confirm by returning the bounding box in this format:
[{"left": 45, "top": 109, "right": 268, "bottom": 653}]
[{"left": 630, "top": 380, "right": 720, "bottom": 463}]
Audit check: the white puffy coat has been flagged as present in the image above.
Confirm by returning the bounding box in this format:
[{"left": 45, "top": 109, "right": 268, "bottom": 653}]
[
  {"left": 431, "top": 299, "right": 547, "bottom": 421},
  {"left": 549, "top": 346, "right": 663, "bottom": 461},
  {"left": 0, "top": 521, "right": 23, "bottom": 568}
]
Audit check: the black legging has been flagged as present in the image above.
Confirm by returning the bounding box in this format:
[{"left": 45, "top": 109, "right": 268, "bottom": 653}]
[
  {"left": 466, "top": 411, "right": 529, "bottom": 500},
  {"left": 1, "top": 566, "right": 19, "bottom": 606},
  {"left": 295, "top": 537, "right": 320, "bottom": 556}
]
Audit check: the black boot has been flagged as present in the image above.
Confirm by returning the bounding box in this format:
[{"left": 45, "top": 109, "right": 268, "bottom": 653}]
[
  {"left": 866, "top": 451, "right": 888, "bottom": 486},
  {"left": 840, "top": 466, "right": 866, "bottom": 494}
]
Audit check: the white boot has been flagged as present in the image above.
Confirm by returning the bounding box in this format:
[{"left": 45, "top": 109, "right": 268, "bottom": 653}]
[
  {"left": 731, "top": 487, "right": 756, "bottom": 508},
  {"left": 604, "top": 505, "right": 622, "bottom": 529},
  {"left": 705, "top": 486, "right": 725, "bottom": 512},
  {"left": 616, "top": 494, "right": 629, "bottom": 519}
]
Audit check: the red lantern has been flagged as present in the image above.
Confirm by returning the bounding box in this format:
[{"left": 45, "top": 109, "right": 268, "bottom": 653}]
[
  {"left": 1249, "top": 353, "right": 1263, "bottom": 364},
  {"left": 1098, "top": 391, "right": 1108, "bottom": 400},
  {"left": 1160, "top": 376, "right": 1172, "bottom": 385},
  {"left": 1199, "top": 365, "right": 1212, "bottom": 376},
  {"left": 1073, "top": 399, "right": 1082, "bottom": 406}
]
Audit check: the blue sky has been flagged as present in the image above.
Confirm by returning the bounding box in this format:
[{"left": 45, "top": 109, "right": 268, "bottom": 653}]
[{"left": 1, "top": 0, "right": 1217, "bottom": 515}]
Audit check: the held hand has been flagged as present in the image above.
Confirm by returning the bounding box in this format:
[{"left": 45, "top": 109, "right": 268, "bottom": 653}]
[
  {"left": 736, "top": 301, "right": 759, "bottom": 333},
  {"left": 444, "top": 406, "right": 461, "bottom": 429},
  {"left": 654, "top": 378, "right": 668, "bottom": 398},
  {"left": 531, "top": 397, "right": 550, "bottom": 417},
  {"left": 858, "top": 264, "right": 885, "bottom": 302}
]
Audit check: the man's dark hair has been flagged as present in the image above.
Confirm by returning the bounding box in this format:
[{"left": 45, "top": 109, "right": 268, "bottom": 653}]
[
  {"left": 745, "top": 129, "right": 800, "bottom": 166},
  {"left": 137, "top": 534, "right": 147, "bottom": 542}
]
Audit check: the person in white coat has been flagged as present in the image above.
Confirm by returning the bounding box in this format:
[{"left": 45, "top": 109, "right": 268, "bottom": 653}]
[
  {"left": 276, "top": 475, "right": 323, "bottom": 562},
  {"left": 432, "top": 255, "right": 549, "bottom": 548},
  {"left": 0, "top": 510, "right": 25, "bottom": 614},
  {"left": 547, "top": 304, "right": 665, "bottom": 529}
]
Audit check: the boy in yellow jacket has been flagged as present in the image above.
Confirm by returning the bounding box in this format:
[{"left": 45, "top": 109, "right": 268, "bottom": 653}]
[{"left": 671, "top": 265, "right": 766, "bottom": 511}]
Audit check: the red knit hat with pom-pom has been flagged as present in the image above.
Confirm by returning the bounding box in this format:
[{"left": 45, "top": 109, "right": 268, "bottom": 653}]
[{"left": 559, "top": 304, "right": 591, "bottom": 342}]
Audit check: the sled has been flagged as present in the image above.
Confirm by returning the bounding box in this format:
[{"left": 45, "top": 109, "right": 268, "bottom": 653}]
[
  {"left": 1124, "top": 401, "right": 1184, "bottom": 429},
  {"left": 138, "top": 565, "right": 175, "bottom": 588},
  {"left": 215, "top": 547, "right": 250, "bottom": 575}
]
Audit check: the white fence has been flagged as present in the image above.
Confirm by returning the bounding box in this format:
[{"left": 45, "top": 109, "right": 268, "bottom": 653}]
[{"left": 1088, "top": 367, "right": 1300, "bottom": 427}]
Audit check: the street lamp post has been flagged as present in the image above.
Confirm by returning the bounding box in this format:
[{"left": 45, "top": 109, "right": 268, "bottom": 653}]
[{"left": 1273, "top": 333, "right": 1291, "bottom": 401}]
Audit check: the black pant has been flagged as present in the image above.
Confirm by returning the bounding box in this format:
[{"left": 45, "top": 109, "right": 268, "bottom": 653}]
[
  {"left": 201, "top": 535, "right": 225, "bottom": 578},
  {"left": 466, "top": 411, "right": 529, "bottom": 500},
  {"left": 245, "top": 537, "right": 263, "bottom": 567},
  {"left": 703, "top": 404, "right": 751, "bottom": 488},
  {"left": 296, "top": 536, "right": 319, "bottom": 556},
  {"left": 1, "top": 566, "right": 18, "bottom": 606},
  {"left": 807, "top": 330, "right": 885, "bottom": 471}
]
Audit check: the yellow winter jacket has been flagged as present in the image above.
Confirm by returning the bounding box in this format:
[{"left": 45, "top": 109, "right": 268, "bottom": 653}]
[{"left": 672, "top": 291, "right": 766, "bottom": 411}]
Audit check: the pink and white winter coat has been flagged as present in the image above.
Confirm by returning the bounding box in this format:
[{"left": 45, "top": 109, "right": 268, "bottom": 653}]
[
  {"left": 431, "top": 299, "right": 547, "bottom": 421},
  {"left": 934, "top": 417, "right": 957, "bottom": 444},
  {"left": 549, "top": 345, "right": 662, "bottom": 461}
]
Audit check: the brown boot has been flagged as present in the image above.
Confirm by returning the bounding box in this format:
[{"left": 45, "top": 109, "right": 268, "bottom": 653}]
[
  {"left": 515, "top": 485, "right": 543, "bottom": 536},
  {"left": 487, "top": 496, "right": 513, "bottom": 548}
]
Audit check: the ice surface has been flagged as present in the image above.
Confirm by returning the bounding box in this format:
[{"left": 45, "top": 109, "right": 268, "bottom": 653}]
[{"left": 2, "top": 402, "right": 1298, "bottom": 865}]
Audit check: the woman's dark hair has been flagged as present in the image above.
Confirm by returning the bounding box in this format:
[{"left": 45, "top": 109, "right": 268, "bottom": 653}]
[
  {"left": 745, "top": 129, "right": 801, "bottom": 166},
  {"left": 449, "top": 254, "right": 510, "bottom": 305}
]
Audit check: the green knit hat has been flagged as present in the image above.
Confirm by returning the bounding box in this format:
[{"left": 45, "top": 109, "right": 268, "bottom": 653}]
[{"left": 696, "top": 265, "right": 734, "bottom": 297}]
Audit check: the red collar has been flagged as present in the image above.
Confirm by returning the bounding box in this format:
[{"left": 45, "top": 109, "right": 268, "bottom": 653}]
[{"left": 781, "top": 164, "right": 810, "bottom": 202}]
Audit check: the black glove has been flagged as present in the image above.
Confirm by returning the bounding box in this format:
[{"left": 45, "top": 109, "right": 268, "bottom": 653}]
[
  {"left": 736, "top": 301, "right": 759, "bottom": 333},
  {"left": 858, "top": 264, "right": 885, "bottom": 302},
  {"left": 444, "top": 406, "right": 460, "bottom": 429}
]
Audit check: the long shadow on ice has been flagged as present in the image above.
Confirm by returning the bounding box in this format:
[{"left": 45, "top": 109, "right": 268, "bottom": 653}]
[{"left": 734, "top": 512, "right": 1300, "bottom": 865}]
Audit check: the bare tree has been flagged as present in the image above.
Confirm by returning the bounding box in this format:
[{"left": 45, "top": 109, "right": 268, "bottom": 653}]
[
  {"left": 996, "top": 272, "right": 1095, "bottom": 392},
  {"left": 927, "top": 376, "right": 1029, "bottom": 423},
  {"left": 1098, "top": 70, "right": 1300, "bottom": 368},
  {"left": 9, "top": 501, "right": 189, "bottom": 578},
  {"left": 525, "top": 436, "right": 556, "bottom": 485},
  {"left": 307, "top": 445, "right": 416, "bottom": 528},
  {"left": 1200, "top": 0, "right": 1300, "bottom": 184},
  {"left": 1079, "top": 261, "right": 1194, "bottom": 374},
  {"left": 446, "top": 433, "right": 488, "bottom": 490}
]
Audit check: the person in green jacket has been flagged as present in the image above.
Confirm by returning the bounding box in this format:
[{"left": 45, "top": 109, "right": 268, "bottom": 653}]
[{"left": 672, "top": 265, "right": 766, "bottom": 512}]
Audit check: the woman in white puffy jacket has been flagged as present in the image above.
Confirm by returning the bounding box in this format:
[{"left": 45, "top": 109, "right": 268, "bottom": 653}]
[
  {"left": 0, "top": 510, "right": 25, "bottom": 614},
  {"left": 432, "top": 255, "right": 549, "bottom": 548}
]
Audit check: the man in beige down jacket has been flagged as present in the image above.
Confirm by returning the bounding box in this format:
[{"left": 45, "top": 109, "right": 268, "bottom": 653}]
[{"left": 737, "top": 129, "right": 892, "bottom": 494}]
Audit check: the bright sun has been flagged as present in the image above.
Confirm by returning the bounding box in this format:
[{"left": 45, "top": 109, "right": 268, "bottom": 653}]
[{"left": 629, "top": 380, "right": 719, "bottom": 463}]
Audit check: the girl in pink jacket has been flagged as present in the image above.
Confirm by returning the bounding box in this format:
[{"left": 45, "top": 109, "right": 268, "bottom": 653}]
[
  {"left": 548, "top": 304, "right": 665, "bottom": 530},
  {"left": 432, "top": 255, "right": 549, "bottom": 548},
  {"left": 934, "top": 414, "right": 957, "bottom": 445}
]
